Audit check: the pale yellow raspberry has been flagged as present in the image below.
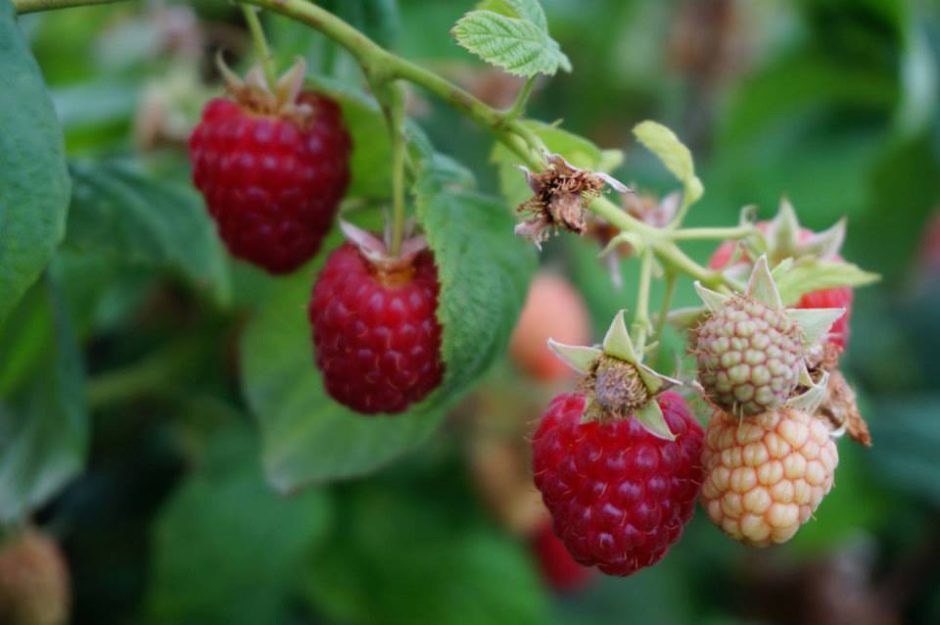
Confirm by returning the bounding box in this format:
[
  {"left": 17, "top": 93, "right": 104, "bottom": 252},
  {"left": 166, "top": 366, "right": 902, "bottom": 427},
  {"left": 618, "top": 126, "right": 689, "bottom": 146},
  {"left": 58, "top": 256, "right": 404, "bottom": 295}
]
[{"left": 700, "top": 408, "right": 838, "bottom": 546}]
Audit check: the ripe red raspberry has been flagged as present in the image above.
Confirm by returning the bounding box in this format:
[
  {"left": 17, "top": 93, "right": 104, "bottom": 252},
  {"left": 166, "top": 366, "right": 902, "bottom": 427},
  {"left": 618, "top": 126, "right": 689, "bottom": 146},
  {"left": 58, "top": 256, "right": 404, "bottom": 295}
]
[
  {"left": 708, "top": 227, "right": 853, "bottom": 349},
  {"left": 532, "top": 392, "right": 704, "bottom": 576},
  {"left": 190, "top": 80, "right": 351, "bottom": 274},
  {"left": 530, "top": 520, "right": 594, "bottom": 592},
  {"left": 309, "top": 242, "right": 444, "bottom": 414}
]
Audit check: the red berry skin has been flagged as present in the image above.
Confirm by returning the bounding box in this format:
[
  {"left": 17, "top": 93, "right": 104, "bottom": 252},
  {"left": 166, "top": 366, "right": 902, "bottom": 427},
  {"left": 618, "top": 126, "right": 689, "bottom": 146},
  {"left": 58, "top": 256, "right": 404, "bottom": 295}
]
[
  {"left": 708, "top": 231, "right": 853, "bottom": 349},
  {"left": 309, "top": 243, "right": 444, "bottom": 415},
  {"left": 189, "top": 94, "right": 351, "bottom": 274},
  {"left": 532, "top": 392, "right": 704, "bottom": 576},
  {"left": 530, "top": 520, "right": 594, "bottom": 592}
]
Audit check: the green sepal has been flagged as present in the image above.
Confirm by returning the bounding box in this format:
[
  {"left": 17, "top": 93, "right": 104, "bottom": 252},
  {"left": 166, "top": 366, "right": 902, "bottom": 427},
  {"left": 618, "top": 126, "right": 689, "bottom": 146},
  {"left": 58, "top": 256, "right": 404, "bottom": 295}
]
[
  {"left": 694, "top": 282, "right": 731, "bottom": 312},
  {"left": 787, "top": 308, "right": 846, "bottom": 348},
  {"left": 546, "top": 339, "right": 602, "bottom": 375},
  {"left": 635, "top": 399, "right": 675, "bottom": 441},
  {"left": 744, "top": 256, "right": 784, "bottom": 310},
  {"left": 787, "top": 369, "right": 829, "bottom": 414},
  {"left": 601, "top": 310, "right": 638, "bottom": 363}
]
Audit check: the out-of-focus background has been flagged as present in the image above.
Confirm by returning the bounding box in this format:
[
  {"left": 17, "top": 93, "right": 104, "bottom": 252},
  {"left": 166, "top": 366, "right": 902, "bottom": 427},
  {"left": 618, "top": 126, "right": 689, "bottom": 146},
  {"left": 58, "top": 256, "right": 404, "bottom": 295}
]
[{"left": 4, "top": 0, "right": 940, "bottom": 624}]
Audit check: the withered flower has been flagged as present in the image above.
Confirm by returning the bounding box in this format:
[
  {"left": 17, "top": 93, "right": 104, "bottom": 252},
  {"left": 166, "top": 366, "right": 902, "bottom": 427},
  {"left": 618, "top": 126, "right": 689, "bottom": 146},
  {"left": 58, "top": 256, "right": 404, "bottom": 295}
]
[{"left": 515, "top": 154, "right": 628, "bottom": 248}]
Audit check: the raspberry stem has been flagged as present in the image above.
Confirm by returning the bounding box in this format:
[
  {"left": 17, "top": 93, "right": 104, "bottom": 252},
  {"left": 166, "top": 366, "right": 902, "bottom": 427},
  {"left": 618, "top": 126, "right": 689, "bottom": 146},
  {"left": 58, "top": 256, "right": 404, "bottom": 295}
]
[
  {"left": 385, "top": 81, "right": 408, "bottom": 256},
  {"left": 632, "top": 248, "right": 654, "bottom": 353},
  {"left": 240, "top": 4, "right": 277, "bottom": 88}
]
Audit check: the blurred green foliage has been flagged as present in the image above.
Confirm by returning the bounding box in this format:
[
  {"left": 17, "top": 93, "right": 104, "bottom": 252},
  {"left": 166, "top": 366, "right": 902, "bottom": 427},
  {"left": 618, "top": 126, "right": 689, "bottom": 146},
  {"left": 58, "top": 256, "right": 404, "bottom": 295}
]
[{"left": 1, "top": 0, "right": 940, "bottom": 624}]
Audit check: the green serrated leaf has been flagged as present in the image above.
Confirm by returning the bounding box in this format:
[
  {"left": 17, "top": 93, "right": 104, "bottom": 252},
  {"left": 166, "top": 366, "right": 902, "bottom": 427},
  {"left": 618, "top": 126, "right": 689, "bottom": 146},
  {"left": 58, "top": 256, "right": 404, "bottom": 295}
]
[
  {"left": 0, "top": 0, "right": 71, "bottom": 326},
  {"left": 147, "top": 426, "right": 331, "bottom": 625},
  {"left": 632, "top": 120, "right": 703, "bottom": 210},
  {"left": 0, "top": 274, "right": 87, "bottom": 523},
  {"left": 452, "top": 10, "right": 570, "bottom": 78},
  {"left": 415, "top": 154, "right": 536, "bottom": 403},
  {"left": 65, "top": 161, "right": 230, "bottom": 305},
  {"left": 476, "top": 0, "right": 547, "bottom": 31},
  {"left": 775, "top": 259, "right": 880, "bottom": 305}
]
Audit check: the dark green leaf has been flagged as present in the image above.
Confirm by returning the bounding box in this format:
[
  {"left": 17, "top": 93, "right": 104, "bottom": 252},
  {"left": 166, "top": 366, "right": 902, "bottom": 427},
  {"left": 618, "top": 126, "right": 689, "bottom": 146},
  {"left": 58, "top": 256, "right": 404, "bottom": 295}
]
[
  {"left": 147, "top": 426, "right": 332, "bottom": 625},
  {"left": 0, "top": 0, "right": 71, "bottom": 325},
  {"left": 66, "top": 160, "right": 229, "bottom": 304},
  {"left": 301, "top": 485, "right": 551, "bottom": 625},
  {"left": 868, "top": 396, "right": 940, "bottom": 507},
  {"left": 0, "top": 274, "right": 87, "bottom": 522}
]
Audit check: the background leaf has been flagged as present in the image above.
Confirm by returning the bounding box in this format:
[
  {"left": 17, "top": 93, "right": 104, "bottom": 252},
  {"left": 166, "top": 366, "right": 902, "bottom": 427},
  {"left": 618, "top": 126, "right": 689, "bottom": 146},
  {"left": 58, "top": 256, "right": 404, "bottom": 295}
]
[
  {"left": 147, "top": 426, "right": 332, "bottom": 625},
  {"left": 0, "top": 0, "right": 71, "bottom": 325},
  {"left": 66, "top": 160, "right": 230, "bottom": 304},
  {"left": 0, "top": 274, "right": 87, "bottom": 522},
  {"left": 300, "top": 479, "right": 551, "bottom": 625}
]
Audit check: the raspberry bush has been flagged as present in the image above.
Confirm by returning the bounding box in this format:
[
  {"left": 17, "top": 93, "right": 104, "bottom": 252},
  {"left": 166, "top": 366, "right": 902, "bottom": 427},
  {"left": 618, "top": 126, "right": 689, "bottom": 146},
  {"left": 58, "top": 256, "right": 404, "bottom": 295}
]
[{"left": 3, "top": 0, "right": 937, "bottom": 622}]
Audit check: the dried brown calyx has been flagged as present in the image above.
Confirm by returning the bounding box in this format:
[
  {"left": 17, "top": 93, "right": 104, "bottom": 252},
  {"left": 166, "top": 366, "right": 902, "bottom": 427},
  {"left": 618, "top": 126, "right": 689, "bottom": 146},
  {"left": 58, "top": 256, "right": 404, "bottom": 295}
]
[
  {"left": 818, "top": 370, "right": 872, "bottom": 447},
  {"left": 515, "top": 154, "right": 628, "bottom": 248},
  {"left": 580, "top": 355, "right": 650, "bottom": 422}
]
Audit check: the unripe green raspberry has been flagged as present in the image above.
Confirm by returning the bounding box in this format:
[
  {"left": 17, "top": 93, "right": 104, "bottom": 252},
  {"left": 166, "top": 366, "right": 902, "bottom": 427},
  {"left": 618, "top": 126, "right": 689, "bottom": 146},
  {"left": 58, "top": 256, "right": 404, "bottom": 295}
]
[
  {"left": 700, "top": 408, "right": 838, "bottom": 546},
  {"left": 695, "top": 295, "right": 803, "bottom": 416}
]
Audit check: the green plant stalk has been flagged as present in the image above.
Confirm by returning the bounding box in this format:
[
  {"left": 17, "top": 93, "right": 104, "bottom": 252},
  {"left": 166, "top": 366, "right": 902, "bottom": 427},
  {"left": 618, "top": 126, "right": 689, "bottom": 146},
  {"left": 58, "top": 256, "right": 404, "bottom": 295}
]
[
  {"left": 671, "top": 225, "right": 755, "bottom": 241},
  {"left": 632, "top": 248, "right": 654, "bottom": 354},
  {"left": 505, "top": 76, "right": 537, "bottom": 119},
  {"left": 13, "top": 0, "right": 121, "bottom": 13},
  {"left": 240, "top": 4, "right": 277, "bottom": 86},
  {"left": 653, "top": 270, "right": 677, "bottom": 343},
  {"left": 385, "top": 81, "right": 407, "bottom": 256},
  {"left": 12, "top": 0, "right": 728, "bottom": 288}
]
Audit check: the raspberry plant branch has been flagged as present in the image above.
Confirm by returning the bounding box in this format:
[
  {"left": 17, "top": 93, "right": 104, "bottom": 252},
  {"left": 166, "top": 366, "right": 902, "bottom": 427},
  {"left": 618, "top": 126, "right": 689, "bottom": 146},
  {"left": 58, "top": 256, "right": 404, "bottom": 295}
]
[
  {"left": 12, "top": 0, "right": 732, "bottom": 289},
  {"left": 654, "top": 269, "right": 677, "bottom": 342},
  {"left": 12, "top": 0, "right": 121, "bottom": 13},
  {"left": 240, "top": 3, "right": 278, "bottom": 87}
]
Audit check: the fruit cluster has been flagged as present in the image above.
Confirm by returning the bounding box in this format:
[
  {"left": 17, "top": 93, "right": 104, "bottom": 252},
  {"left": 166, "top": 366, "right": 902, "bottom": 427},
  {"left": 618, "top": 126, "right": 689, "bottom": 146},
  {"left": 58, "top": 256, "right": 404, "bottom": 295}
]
[
  {"left": 185, "top": 32, "right": 872, "bottom": 586},
  {"left": 528, "top": 202, "right": 870, "bottom": 577},
  {"left": 190, "top": 61, "right": 445, "bottom": 416}
]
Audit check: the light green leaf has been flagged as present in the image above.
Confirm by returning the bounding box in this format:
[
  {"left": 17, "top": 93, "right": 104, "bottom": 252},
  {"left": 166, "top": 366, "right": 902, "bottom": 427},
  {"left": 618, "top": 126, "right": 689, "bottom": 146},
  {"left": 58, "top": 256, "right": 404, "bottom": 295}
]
[
  {"left": 775, "top": 259, "right": 880, "bottom": 305},
  {"left": 66, "top": 160, "right": 230, "bottom": 304},
  {"left": 0, "top": 274, "right": 87, "bottom": 523},
  {"left": 477, "top": 0, "right": 547, "bottom": 31},
  {"left": 452, "top": 10, "right": 570, "bottom": 78},
  {"left": 147, "top": 426, "right": 331, "bottom": 625},
  {"left": 242, "top": 149, "right": 533, "bottom": 490},
  {"left": 0, "top": 0, "right": 71, "bottom": 325},
  {"left": 633, "top": 120, "right": 703, "bottom": 210}
]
